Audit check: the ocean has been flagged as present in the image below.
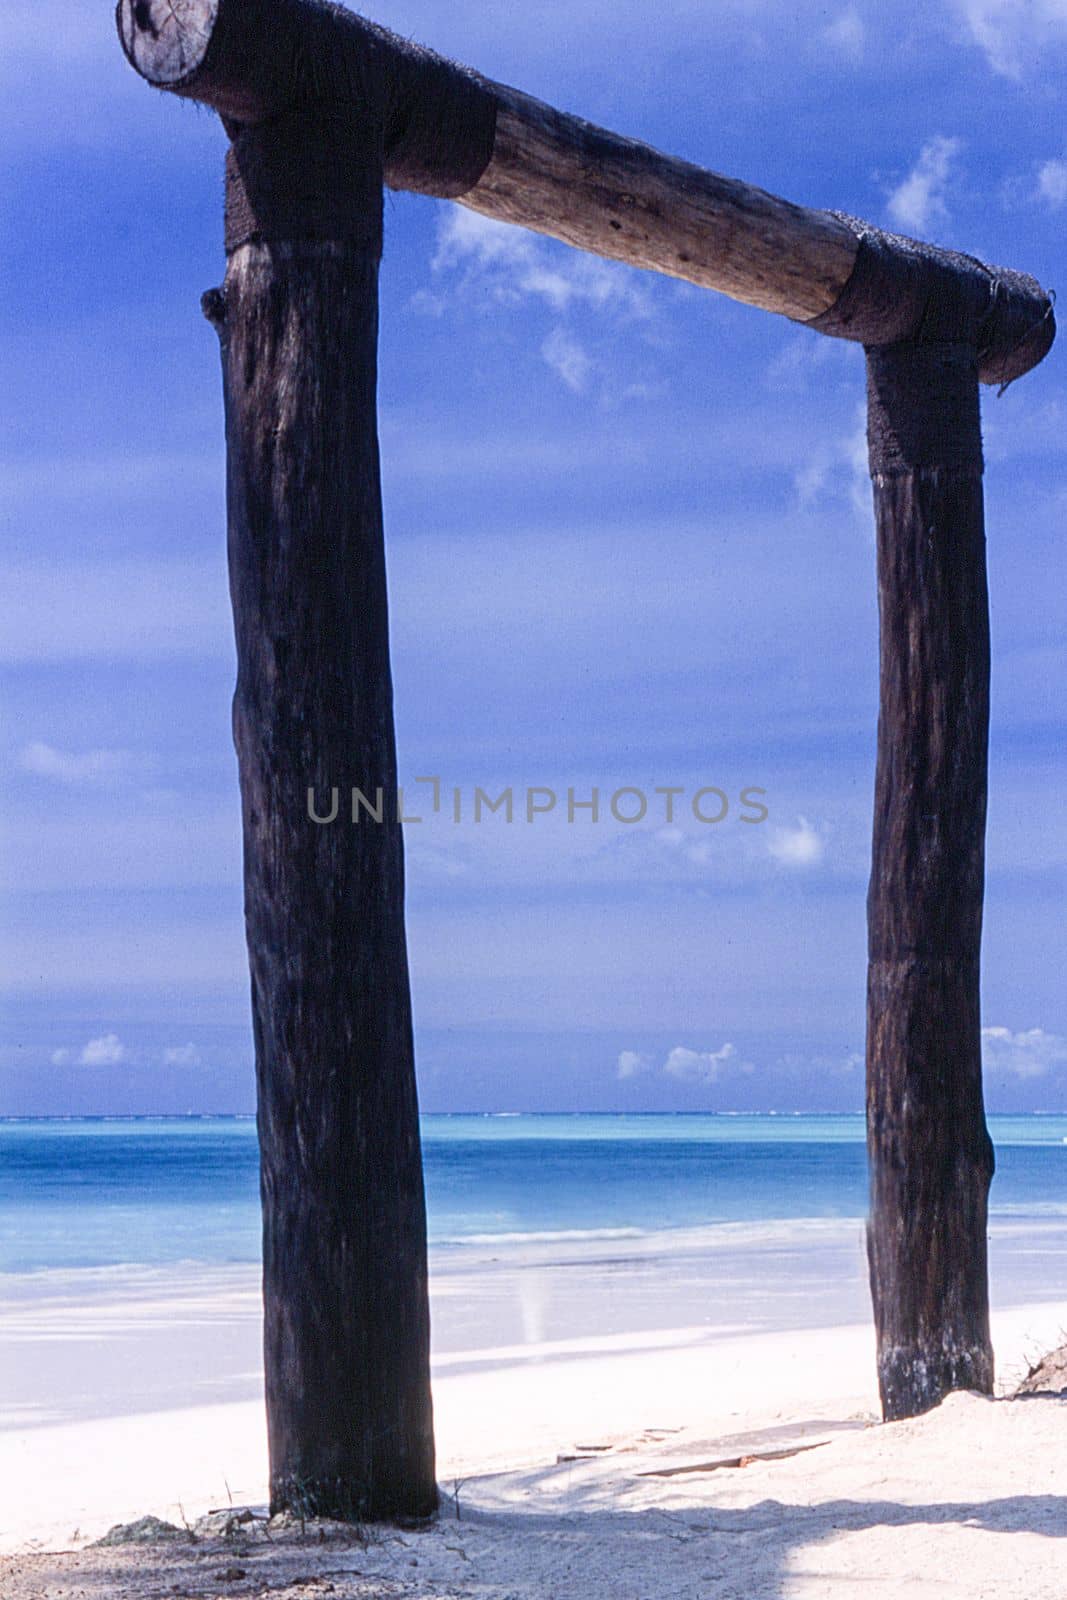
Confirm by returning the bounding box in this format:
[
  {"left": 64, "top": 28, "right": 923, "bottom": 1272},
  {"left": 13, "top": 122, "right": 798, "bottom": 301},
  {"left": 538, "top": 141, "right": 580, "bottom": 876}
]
[
  {"left": 3, "top": 1115, "right": 1067, "bottom": 1427},
  {"left": 2, "top": 1113, "right": 1067, "bottom": 1275}
]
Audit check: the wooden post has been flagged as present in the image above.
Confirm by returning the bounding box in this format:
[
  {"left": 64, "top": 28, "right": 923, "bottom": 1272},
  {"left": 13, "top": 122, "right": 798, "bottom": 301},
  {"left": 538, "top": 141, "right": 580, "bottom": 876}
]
[
  {"left": 117, "top": 0, "right": 1055, "bottom": 1464},
  {"left": 864, "top": 341, "right": 995, "bottom": 1419},
  {"left": 115, "top": 0, "right": 1054, "bottom": 380},
  {"left": 204, "top": 125, "right": 436, "bottom": 1518}
]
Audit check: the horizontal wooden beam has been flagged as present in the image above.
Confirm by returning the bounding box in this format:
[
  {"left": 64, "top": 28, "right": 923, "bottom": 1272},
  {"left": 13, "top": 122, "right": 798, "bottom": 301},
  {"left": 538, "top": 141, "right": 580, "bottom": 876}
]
[
  {"left": 118, "top": 0, "right": 1054, "bottom": 384},
  {"left": 462, "top": 84, "right": 857, "bottom": 323}
]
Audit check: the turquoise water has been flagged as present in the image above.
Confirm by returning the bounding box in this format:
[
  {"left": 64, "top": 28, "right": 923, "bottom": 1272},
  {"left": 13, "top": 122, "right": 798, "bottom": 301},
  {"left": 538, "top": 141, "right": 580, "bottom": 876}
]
[{"left": 2, "top": 1114, "right": 1066, "bottom": 1276}]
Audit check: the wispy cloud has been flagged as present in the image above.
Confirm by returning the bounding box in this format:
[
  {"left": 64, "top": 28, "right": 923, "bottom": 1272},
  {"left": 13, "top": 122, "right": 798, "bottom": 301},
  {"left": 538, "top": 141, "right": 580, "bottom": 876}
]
[
  {"left": 773, "top": 1047, "right": 863, "bottom": 1080},
  {"left": 886, "top": 136, "right": 962, "bottom": 233},
  {"left": 788, "top": 405, "right": 869, "bottom": 520},
  {"left": 981, "top": 1025, "right": 1067, "bottom": 1079},
  {"left": 541, "top": 327, "right": 593, "bottom": 393},
  {"left": 162, "top": 1043, "right": 201, "bottom": 1067},
  {"left": 425, "top": 206, "right": 652, "bottom": 391},
  {"left": 431, "top": 207, "right": 651, "bottom": 317},
  {"left": 766, "top": 332, "right": 839, "bottom": 395},
  {"left": 823, "top": 8, "right": 865, "bottom": 59},
  {"left": 18, "top": 742, "right": 138, "bottom": 787},
  {"left": 1036, "top": 157, "right": 1067, "bottom": 208},
  {"left": 956, "top": 0, "right": 1067, "bottom": 80}
]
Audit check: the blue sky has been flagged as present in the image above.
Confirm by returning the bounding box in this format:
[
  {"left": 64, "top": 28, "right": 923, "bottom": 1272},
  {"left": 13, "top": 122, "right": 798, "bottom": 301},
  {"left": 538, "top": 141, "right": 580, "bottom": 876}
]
[{"left": 1, "top": 0, "right": 1065, "bottom": 1114}]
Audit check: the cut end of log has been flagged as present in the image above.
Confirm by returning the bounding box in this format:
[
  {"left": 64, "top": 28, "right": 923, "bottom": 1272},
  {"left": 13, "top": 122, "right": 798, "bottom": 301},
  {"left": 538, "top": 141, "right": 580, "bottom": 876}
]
[{"left": 116, "top": 0, "right": 218, "bottom": 87}]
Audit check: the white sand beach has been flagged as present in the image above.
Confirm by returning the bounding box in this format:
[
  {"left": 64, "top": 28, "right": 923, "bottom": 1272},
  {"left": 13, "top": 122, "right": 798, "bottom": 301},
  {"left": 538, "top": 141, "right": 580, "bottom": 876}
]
[
  {"left": 4, "top": 1130, "right": 1067, "bottom": 1594},
  {"left": 2, "top": 1289, "right": 1066, "bottom": 1597}
]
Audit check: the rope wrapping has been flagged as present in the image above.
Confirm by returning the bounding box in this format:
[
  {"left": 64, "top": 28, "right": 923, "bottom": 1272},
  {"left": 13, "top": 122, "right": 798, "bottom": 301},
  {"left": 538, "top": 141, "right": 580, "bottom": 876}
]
[{"left": 806, "top": 215, "right": 1054, "bottom": 388}]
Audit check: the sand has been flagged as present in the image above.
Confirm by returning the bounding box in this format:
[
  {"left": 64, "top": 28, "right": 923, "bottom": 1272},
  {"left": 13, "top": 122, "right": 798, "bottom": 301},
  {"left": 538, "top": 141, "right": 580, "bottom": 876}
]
[{"left": 1, "top": 1299, "right": 1066, "bottom": 1596}]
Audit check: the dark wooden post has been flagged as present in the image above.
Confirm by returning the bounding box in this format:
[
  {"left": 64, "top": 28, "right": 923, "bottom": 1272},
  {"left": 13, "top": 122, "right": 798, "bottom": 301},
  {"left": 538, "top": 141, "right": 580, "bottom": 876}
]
[
  {"left": 117, "top": 0, "right": 1054, "bottom": 1456},
  {"left": 108, "top": 13, "right": 453, "bottom": 1511},
  {"left": 116, "top": 0, "right": 496, "bottom": 1527},
  {"left": 207, "top": 129, "right": 436, "bottom": 1518},
  {"left": 214, "top": 162, "right": 438, "bottom": 1523},
  {"left": 863, "top": 341, "right": 995, "bottom": 1420}
]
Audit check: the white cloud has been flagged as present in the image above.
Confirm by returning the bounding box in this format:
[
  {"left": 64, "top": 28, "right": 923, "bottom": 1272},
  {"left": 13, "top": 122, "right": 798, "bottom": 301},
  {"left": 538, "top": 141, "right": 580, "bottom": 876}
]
[
  {"left": 887, "top": 136, "right": 962, "bottom": 233},
  {"left": 78, "top": 1033, "right": 126, "bottom": 1067},
  {"left": 956, "top": 0, "right": 1067, "bottom": 79},
  {"left": 774, "top": 1048, "right": 863, "bottom": 1078},
  {"left": 768, "top": 816, "right": 824, "bottom": 867},
  {"left": 18, "top": 742, "right": 136, "bottom": 787},
  {"left": 845, "top": 414, "right": 871, "bottom": 513},
  {"left": 616, "top": 1041, "right": 750, "bottom": 1084},
  {"left": 45, "top": 1034, "right": 129, "bottom": 1069},
  {"left": 794, "top": 459, "right": 830, "bottom": 508},
  {"left": 788, "top": 404, "right": 869, "bottom": 521},
  {"left": 1037, "top": 157, "right": 1067, "bottom": 208},
  {"left": 163, "top": 1043, "right": 202, "bottom": 1067},
  {"left": 432, "top": 207, "right": 524, "bottom": 276},
  {"left": 616, "top": 1049, "right": 652, "bottom": 1080},
  {"left": 663, "top": 1043, "right": 737, "bottom": 1084},
  {"left": 824, "top": 8, "right": 865, "bottom": 58},
  {"left": 766, "top": 332, "right": 837, "bottom": 394},
  {"left": 432, "top": 207, "right": 650, "bottom": 317},
  {"left": 428, "top": 206, "right": 651, "bottom": 391},
  {"left": 541, "top": 327, "right": 593, "bottom": 393},
  {"left": 981, "top": 1026, "right": 1067, "bottom": 1079}
]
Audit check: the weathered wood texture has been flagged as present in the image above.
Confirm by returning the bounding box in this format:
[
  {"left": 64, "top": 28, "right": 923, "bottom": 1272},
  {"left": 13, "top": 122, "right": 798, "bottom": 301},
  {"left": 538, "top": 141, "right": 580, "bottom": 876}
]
[
  {"left": 864, "top": 341, "right": 996, "bottom": 1421},
  {"left": 116, "top": 0, "right": 1051, "bottom": 1453},
  {"left": 116, "top": 0, "right": 1054, "bottom": 376},
  {"left": 209, "top": 234, "right": 436, "bottom": 1520},
  {"left": 463, "top": 86, "right": 856, "bottom": 319}
]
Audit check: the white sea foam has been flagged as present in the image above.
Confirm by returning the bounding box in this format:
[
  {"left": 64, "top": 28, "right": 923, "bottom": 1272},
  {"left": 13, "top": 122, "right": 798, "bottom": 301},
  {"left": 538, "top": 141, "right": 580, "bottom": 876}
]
[{"left": 435, "top": 1226, "right": 648, "bottom": 1247}]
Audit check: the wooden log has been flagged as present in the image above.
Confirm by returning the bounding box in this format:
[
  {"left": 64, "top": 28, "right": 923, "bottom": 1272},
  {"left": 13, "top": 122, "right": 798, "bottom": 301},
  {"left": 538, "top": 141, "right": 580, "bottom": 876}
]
[
  {"left": 864, "top": 340, "right": 996, "bottom": 1421},
  {"left": 461, "top": 83, "right": 854, "bottom": 319},
  {"left": 204, "top": 170, "right": 436, "bottom": 1516},
  {"left": 116, "top": 0, "right": 1054, "bottom": 380},
  {"left": 116, "top": 0, "right": 1046, "bottom": 1459}
]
